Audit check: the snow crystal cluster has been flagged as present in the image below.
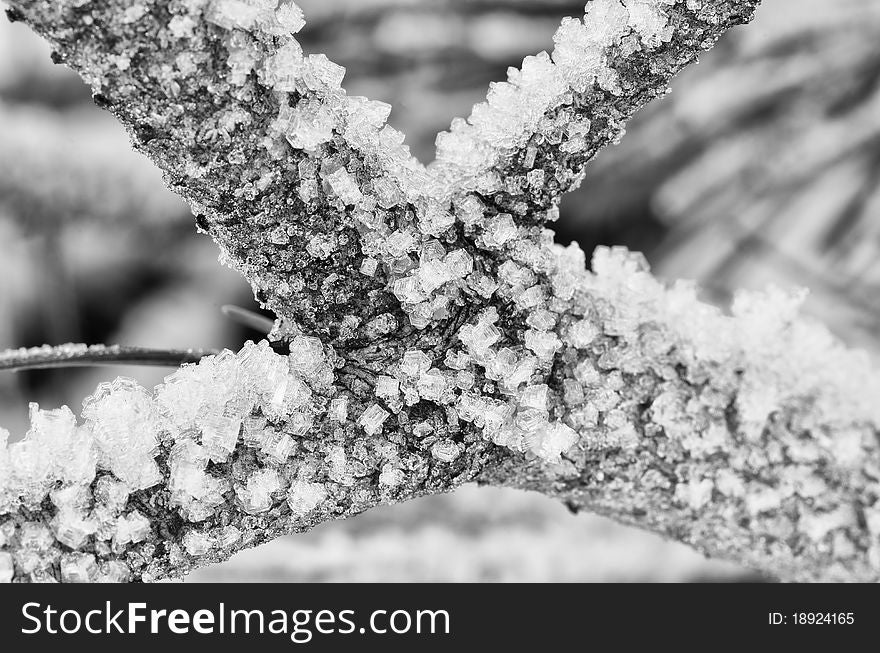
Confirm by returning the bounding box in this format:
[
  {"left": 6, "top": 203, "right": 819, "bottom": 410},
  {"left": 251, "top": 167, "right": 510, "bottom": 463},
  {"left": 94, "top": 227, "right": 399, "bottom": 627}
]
[
  {"left": 0, "top": 338, "right": 336, "bottom": 582},
  {"left": 194, "top": 0, "right": 698, "bottom": 464},
  {"left": 204, "top": 0, "right": 685, "bottom": 336},
  {"left": 206, "top": 0, "right": 305, "bottom": 35},
  {"left": 574, "top": 247, "right": 880, "bottom": 562},
  {"left": 434, "top": 0, "right": 675, "bottom": 190}
]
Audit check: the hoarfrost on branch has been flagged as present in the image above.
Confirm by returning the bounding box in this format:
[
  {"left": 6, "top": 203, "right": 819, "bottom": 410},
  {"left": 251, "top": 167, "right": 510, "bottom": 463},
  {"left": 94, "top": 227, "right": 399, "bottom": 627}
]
[{"left": 3, "top": 0, "right": 880, "bottom": 583}]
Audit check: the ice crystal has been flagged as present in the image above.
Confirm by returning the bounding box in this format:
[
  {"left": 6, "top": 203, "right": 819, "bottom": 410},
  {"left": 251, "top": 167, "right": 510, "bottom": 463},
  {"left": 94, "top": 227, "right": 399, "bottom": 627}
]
[
  {"left": 359, "top": 257, "right": 378, "bottom": 277},
  {"left": 358, "top": 404, "right": 390, "bottom": 436},
  {"left": 182, "top": 530, "right": 212, "bottom": 556},
  {"left": 375, "top": 376, "right": 400, "bottom": 402},
  {"left": 288, "top": 335, "right": 325, "bottom": 378},
  {"left": 217, "top": 525, "right": 242, "bottom": 548},
  {"left": 324, "top": 167, "right": 362, "bottom": 206},
  {"left": 286, "top": 479, "right": 326, "bottom": 516},
  {"left": 169, "top": 440, "right": 229, "bottom": 521},
  {"left": 208, "top": 0, "right": 305, "bottom": 35},
  {"left": 378, "top": 464, "right": 405, "bottom": 488},
  {"left": 431, "top": 440, "right": 462, "bottom": 463},
  {"left": 329, "top": 396, "right": 349, "bottom": 423},
  {"left": 1, "top": 405, "right": 96, "bottom": 509},
  {"left": 0, "top": 338, "right": 324, "bottom": 577},
  {"left": 625, "top": 0, "right": 673, "bottom": 48},
  {"left": 520, "top": 384, "right": 550, "bottom": 411},
  {"left": 0, "top": 552, "right": 13, "bottom": 583},
  {"left": 114, "top": 512, "right": 151, "bottom": 548},
  {"left": 400, "top": 349, "right": 431, "bottom": 378},
  {"left": 237, "top": 468, "right": 282, "bottom": 514},
  {"left": 459, "top": 319, "right": 502, "bottom": 356},
  {"left": 51, "top": 487, "right": 95, "bottom": 549},
  {"left": 325, "top": 446, "right": 351, "bottom": 485},
  {"left": 416, "top": 369, "right": 448, "bottom": 402},
  {"left": 200, "top": 412, "right": 242, "bottom": 463},
  {"left": 60, "top": 552, "right": 97, "bottom": 583},
  {"left": 482, "top": 214, "right": 518, "bottom": 248},
  {"left": 261, "top": 429, "right": 295, "bottom": 463}
]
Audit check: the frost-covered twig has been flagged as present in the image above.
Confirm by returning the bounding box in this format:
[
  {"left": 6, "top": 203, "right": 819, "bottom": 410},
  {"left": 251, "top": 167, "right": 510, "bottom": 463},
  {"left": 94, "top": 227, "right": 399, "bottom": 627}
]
[
  {"left": 4, "top": 0, "right": 879, "bottom": 584},
  {"left": 0, "top": 343, "right": 218, "bottom": 372},
  {"left": 221, "top": 305, "right": 274, "bottom": 335}
]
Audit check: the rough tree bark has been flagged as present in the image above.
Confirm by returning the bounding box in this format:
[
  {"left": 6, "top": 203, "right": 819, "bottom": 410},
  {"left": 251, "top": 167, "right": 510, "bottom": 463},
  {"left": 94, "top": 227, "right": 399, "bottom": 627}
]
[{"left": 2, "top": 0, "right": 880, "bottom": 584}]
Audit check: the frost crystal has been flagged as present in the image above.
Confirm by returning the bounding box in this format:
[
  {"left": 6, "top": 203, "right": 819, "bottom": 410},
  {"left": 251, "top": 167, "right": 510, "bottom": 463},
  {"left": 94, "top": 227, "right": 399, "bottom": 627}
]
[
  {"left": 625, "top": 0, "right": 673, "bottom": 48},
  {"left": 378, "top": 464, "right": 405, "bottom": 488},
  {"left": 200, "top": 413, "right": 242, "bottom": 464},
  {"left": 182, "top": 530, "right": 212, "bottom": 557},
  {"left": 525, "top": 423, "right": 578, "bottom": 462},
  {"left": 459, "top": 319, "right": 501, "bottom": 356},
  {"left": 358, "top": 404, "right": 390, "bottom": 436},
  {"left": 217, "top": 525, "right": 242, "bottom": 548},
  {"left": 400, "top": 349, "right": 431, "bottom": 377},
  {"left": 60, "top": 553, "right": 97, "bottom": 583},
  {"left": 82, "top": 379, "right": 161, "bottom": 490},
  {"left": 114, "top": 511, "right": 151, "bottom": 548},
  {"left": 2, "top": 405, "right": 96, "bottom": 509},
  {"left": 169, "top": 440, "right": 229, "bottom": 522},
  {"left": 524, "top": 330, "right": 562, "bottom": 362},
  {"left": 284, "top": 100, "right": 334, "bottom": 152},
  {"left": 275, "top": 1, "right": 305, "bottom": 34},
  {"left": 360, "top": 257, "right": 378, "bottom": 276},
  {"left": 375, "top": 376, "right": 400, "bottom": 401},
  {"left": 325, "top": 168, "right": 363, "bottom": 206},
  {"left": 482, "top": 214, "right": 518, "bottom": 248},
  {"left": 431, "top": 440, "right": 461, "bottom": 463},
  {"left": 237, "top": 469, "right": 282, "bottom": 514},
  {"left": 261, "top": 430, "right": 295, "bottom": 463},
  {"left": 288, "top": 335, "right": 325, "bottom": 378},
  {"left": 0, "top": 552, "right": 13, "bottom": 583},
  {"left": 51, "top": 494, "right": 95, "bottom": 549},
  {"left": 286, "top": 480, "right": 326, "bottom": 516},
  {"left": 416, "top": 369, "right": 448, "bottom": 402},
  {"left": 520, "top": 385, "right": 550, "bottom": 411},
  {"left": 208, "top": 0, "right": 306, "bottom": 36},
  {"left": 329, "top": 396, "right": 349, "bottom": 422}
]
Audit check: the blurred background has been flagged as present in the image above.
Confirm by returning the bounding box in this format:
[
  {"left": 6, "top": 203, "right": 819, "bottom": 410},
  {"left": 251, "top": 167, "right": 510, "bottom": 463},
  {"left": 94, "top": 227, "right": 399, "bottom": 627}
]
[{"left": 1, "top": 0, "right": 878, "bottom": 581}]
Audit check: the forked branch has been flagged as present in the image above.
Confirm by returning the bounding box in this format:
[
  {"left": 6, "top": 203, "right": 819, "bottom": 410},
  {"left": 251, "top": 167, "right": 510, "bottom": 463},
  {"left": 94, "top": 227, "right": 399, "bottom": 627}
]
[{"left": 3, "top": 0, "right": 879, "bottom": 584}]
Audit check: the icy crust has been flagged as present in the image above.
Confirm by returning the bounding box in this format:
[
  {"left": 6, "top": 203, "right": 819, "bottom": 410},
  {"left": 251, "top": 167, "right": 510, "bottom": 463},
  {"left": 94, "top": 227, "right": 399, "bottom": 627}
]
[
  {"left": 3, "top": 244, "right": 880, "bottom": 581},
  {"left": 434, "top": 0, "right": 675, "bottom": 184},
  {"left": 552, "top": 248, "right": 880, "bottom": 576},
  {"left": 11, "top": 1, "right": 754, "bottom": 348},
  {"left": 378, "top": 241, "right": 879, "bottom": 577},
  {"left": 185, "top": 0, "right": 748, "bottom": 338},
  {"left": 0, "top": 339, "right": 326, "bottom": 581}
]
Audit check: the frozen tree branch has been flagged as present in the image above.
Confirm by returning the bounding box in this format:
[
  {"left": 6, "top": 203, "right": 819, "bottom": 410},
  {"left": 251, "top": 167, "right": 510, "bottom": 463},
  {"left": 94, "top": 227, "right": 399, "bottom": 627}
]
[
  {"left": 3, "top": 0, "right": 880, "bottom": 584},
  {"left": 0, "top": 344, "right": 218, "bottom": 372},
  {"left": 220, "top": 304, "right": 275, "bottom": 335}
]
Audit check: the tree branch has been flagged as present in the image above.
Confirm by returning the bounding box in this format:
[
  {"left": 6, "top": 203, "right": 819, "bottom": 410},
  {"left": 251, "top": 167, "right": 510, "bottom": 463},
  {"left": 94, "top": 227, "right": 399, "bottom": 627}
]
[
  {"left": 0, "top": 344, "right": 218, "bottom": 372},
  {"left": 220, "top": 304, "right": 275, "bottom": 335},
  {"left": 4, "top": 0, "right": 878, "bottom": 585}
]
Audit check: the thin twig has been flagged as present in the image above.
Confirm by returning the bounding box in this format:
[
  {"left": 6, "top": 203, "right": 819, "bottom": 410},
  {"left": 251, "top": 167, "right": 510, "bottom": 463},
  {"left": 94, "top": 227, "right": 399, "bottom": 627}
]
[
  {"left": 0, "top": 343, "right": 219, "bottom": 372},
  {"left": 221, "top": 304, "right": 275, "bottom": 334}
]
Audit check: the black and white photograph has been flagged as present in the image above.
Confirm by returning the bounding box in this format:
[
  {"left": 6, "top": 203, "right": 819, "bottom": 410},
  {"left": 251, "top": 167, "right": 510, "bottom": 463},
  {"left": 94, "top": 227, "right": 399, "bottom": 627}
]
[{"left": 0, "top": 0, "right": 878, "bottom": 640}]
